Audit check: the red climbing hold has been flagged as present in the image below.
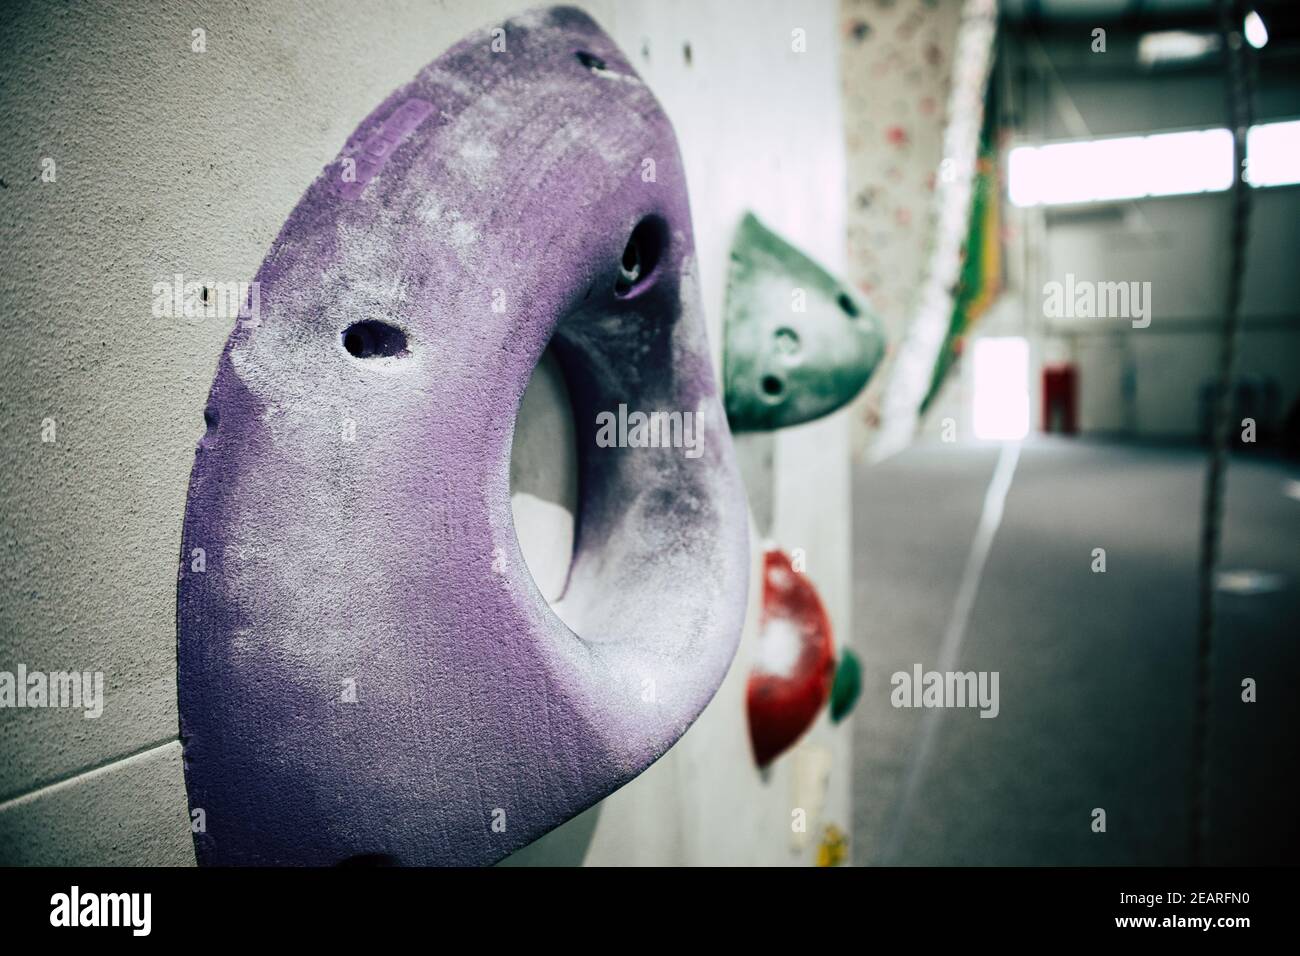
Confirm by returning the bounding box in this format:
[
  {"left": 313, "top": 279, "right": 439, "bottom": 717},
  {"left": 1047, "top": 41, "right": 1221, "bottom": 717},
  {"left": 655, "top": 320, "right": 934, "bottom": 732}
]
[{"left": 747, "top": 547, "right": 836, "bottom": 767}]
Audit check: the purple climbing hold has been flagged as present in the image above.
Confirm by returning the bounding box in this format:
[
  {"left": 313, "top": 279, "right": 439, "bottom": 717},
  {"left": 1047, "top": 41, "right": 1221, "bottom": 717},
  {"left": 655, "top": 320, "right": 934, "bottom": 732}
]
[{"left": 177, "top": 6, "right": 749, "bottom": 866}]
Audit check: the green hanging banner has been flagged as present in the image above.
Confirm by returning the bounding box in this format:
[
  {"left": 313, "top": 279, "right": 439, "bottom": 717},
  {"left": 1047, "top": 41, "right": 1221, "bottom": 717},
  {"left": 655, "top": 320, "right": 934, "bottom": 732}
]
[{"left": 921, "top": 79, "right": 1003, "bottom": 415}]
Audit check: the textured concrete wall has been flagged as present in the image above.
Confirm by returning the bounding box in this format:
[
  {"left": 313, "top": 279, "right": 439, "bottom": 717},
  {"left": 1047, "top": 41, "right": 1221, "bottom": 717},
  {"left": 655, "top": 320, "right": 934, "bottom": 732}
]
[{"left": 0, "top": 0, "right": 853, "bottom": 865}]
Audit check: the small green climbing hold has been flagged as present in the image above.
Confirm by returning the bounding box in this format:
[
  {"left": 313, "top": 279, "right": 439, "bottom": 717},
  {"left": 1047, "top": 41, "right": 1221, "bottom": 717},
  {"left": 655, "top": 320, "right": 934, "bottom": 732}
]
[
  {"left": 829, "top": 648, "right": 862, "bottom": 724},
  {"left": 724, "top": 212, "right": 886, "bottom": 431}
]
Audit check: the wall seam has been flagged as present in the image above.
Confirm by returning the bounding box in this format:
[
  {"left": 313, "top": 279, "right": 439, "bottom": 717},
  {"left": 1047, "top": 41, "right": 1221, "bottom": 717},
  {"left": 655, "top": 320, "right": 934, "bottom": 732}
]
[{"left": 0, "top": 738, "right": 181, "bottom": 812}]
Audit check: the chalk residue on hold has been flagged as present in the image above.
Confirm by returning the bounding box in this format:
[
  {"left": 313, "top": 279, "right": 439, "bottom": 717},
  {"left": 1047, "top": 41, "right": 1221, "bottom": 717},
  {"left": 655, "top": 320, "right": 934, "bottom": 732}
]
[{"left": 177, "top": 6, "right": 749, "bottom": 867}]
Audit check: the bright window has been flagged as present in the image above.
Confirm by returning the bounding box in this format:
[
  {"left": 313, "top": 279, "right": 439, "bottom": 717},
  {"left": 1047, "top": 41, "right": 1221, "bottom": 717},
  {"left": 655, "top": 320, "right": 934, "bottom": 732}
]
[
  {"left": 972, "top": 338, "right": 1030, "bottom": 442},
  {"left": 1008, "top": 120, "right": 1300, "bottom": 206},
  {"left": 1246, "top": 120, "right": 1300, "bottom": 187}
]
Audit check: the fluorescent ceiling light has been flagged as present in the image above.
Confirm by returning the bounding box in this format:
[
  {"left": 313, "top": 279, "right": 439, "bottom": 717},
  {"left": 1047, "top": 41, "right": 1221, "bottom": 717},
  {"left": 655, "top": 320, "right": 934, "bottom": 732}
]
[
  {"left": 1137, "top": 30, "right": 1218, "bottom": 67},
  {"left": 1244, "top": 11, "right": 1268, "bottom": 50}
]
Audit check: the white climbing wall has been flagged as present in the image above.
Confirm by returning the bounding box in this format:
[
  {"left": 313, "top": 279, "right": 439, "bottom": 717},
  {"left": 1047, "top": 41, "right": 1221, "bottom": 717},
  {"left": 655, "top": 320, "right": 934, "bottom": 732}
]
[{"left": 838, "top": 0, "right": 998, "bottom": 459}]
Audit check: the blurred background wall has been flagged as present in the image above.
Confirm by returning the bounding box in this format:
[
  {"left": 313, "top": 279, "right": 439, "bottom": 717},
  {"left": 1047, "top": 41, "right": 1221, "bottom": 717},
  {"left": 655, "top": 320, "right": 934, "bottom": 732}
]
[
  {"left": 917, "top": 0, "right": 1300, "bottom": 445},
  {"left": 1008, "top": 15, "right": 1300, "bottom": 440},
  {"left": 846, "top": 0, "right": 1300, "bottom": 866}
]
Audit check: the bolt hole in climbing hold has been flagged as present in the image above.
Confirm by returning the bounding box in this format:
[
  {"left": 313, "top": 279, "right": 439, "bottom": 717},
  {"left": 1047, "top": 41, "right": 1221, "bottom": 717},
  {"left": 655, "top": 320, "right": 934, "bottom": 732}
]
[
  {"left": 575, "top": 50, "right": 607, "bottom": 72},
  {"left": 774, "top": 326, "right": 801, "bottom": 355},
  {"left": 614, "top": 216, "right": 667, "bottom": 297},
  {"left": 761, "top": 374, "right": 785, "bottom": 400},
  {"left": 342, "top": 319, "right": 408, "bottom": 359},
  {"left": 837, "top": 291, "right": 860, "bottom": 318}
]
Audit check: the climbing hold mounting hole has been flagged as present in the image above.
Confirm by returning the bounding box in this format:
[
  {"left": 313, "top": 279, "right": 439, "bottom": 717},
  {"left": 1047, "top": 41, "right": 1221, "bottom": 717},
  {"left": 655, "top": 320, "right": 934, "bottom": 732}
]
[
  {"left": 342, "top": 320, "right": 408, "bottom": 359},
  {"left": 760, "top": 375, "right": 785, "bottom": 400},
  {"left": 575, "top": 50, "right": 608, "bottom": 72},
  {"left": 774, "top": 327, "right": 801, "bottom": 355},
  {"left": 614, "top": 216, "right": 667, "bottom": 298},
  {"left": 837, "top": 291, "right": 860, "bottom": 318}
]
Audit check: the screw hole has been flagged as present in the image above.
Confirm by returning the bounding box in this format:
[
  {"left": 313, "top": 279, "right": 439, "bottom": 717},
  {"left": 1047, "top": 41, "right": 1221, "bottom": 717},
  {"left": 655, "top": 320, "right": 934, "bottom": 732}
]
[
  {"left": 614, "top": 216, "right": 668, "bottom": 298},
  {"left": 575, "top": 50, "right": 607, "bottom": 72},
  {"left": 760, "top": 375, "right": 785, "bottom": 399},
  {"left": 342, "top": 320, "right": 408, "bottom": 359},
  {"left": 774, "top": 327, "right": 801, "bottom": 355},
  {"left": 837, "top": 291, "right": 860, "bottom": 318}
]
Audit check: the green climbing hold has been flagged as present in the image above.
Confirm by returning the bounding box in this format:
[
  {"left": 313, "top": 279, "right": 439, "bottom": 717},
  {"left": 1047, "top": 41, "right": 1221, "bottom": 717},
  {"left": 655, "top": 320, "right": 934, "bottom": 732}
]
[
  {"left": 829, "top": 648, "right": 862, "bottom": 724},
  {"left": 723, "top": 212, "right": 886, "bottom": 431}
]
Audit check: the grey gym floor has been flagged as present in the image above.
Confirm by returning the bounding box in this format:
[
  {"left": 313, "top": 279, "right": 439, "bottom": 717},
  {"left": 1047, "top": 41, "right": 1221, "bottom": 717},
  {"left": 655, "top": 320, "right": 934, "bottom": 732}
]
[{"left": 850, "top": 438, "right": 1300, "bottom": 866}]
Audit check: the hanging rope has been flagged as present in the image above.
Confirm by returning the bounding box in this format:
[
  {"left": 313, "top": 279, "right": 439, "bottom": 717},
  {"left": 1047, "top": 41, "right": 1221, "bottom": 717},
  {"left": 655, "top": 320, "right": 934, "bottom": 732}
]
[{"left": 1191, "top": 0, "right": 1255, "bottom": 866}]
